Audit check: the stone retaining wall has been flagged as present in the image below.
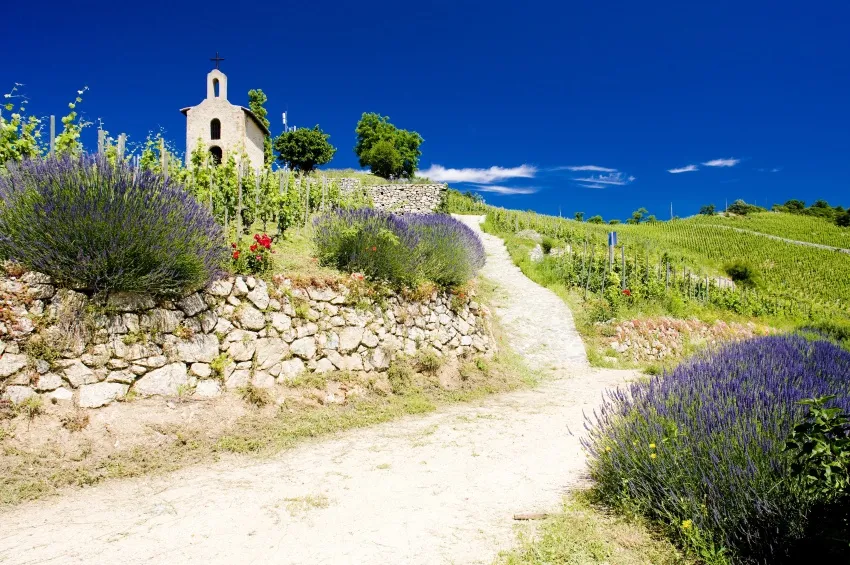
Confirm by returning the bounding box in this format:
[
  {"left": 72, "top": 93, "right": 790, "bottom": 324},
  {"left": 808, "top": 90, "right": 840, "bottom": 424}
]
[
  {"left": 0, "top": 273, "right": 492, "bottom": 409},
  {"left": 335, "top": 178, "right": 446, "bottom": 213}
]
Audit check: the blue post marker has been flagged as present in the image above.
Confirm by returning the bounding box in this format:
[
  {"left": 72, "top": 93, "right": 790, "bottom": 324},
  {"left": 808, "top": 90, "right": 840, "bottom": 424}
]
[{"left": 608, "top": 231, "right": 617, "bottom": 268}]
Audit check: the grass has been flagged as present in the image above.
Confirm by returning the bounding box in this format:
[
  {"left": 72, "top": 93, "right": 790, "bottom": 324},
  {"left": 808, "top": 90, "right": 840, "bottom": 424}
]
[
  {"left": 318, "top": 168, "right": 435, "bottom": 186},
  {"left": 496, "top": 493, "right": 693, "bottom": 565}
]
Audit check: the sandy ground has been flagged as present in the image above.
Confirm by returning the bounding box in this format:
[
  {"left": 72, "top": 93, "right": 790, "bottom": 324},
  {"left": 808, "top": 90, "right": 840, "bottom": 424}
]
[{"left": 0, "top": 215, "right": 636, "bottom": 565}]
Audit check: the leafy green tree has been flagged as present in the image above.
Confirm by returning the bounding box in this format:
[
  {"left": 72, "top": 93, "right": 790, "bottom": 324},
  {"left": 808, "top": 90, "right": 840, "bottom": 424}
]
[
  {"left": 587, "top": 215, "right": 604, "bottom": 224},
  {"left": 366, "top": 140, "right": 403, "bottom": 179},
  {"left": 354, "top": 112, "right": 423, "bottom": 178},
  {"left": 728, "top": 199, "right": 764, "bottom": 216},
  {"left": 574, "top": 212, "right": 585, "bottom": 222},
  {"left": 273, "top": 125, "right": 337, "bottom": 173},
  {"left": 626, "top": 207, "right": 648, "bottom": 224},
  {"left": 608, "top": 219, "right": 621, "bottom": 225},
  {"left": 248, "top": 89, "right": 273, "bottom": 167},
  {"left": 699, "top": 204, "right": 716, "bottom": 216},
  {"left": 837, "top": 210, "right": 850, "bottom": 228},
  {"left": 785, "top": 199, "right": 806, "bottom": 211}
]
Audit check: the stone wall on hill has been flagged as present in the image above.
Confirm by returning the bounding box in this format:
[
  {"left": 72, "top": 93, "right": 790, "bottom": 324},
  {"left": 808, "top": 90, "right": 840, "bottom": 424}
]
[
  {"left": 0, "top": 273, "right": 492, "bottom": 409},
  {"left": 335, "top": 178, "right": 447, "bottom": 213}
]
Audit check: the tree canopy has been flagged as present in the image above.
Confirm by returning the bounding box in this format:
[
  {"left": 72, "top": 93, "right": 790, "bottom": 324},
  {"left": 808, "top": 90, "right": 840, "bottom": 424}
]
[
  {"left": 354, "top": 113, "right": 423, "bottom": 179},
  {"left": 626, "top": 207, "right": 649, "bottom": 224},
  {"left": 248, "top": 89, "right": 273, "bottom": 167},
  {"left": 273, "top": 125, "right": 336, "bottom": 173}
]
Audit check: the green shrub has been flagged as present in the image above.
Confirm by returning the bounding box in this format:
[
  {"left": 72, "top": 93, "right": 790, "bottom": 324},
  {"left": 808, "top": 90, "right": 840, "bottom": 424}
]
[
  {"left": 785, "top": 396, "right": 850, "bottom": 558},
  {"left": 724, "top": 260, "right": 760, "bottom": 288},
  {"left": 416, "top": 350, "right": 442, "bottom": 374},
  {"left": 387, "top": 358, "right": 414, "bottom": 394},
  {"left": 541, "top": 237, "right": 555, "bottom": 254}
]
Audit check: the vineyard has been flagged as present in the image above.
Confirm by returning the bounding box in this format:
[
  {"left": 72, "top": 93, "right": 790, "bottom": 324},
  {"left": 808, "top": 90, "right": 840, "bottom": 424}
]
[
  {"left": 480, "top": 206, "right": 850, "bottom": 324},
  {"left": 693, "top": 212, "right": 850, "bottom": 249},
  {"left": 130, "top": 138, "right": 374, "bottom": 240}
]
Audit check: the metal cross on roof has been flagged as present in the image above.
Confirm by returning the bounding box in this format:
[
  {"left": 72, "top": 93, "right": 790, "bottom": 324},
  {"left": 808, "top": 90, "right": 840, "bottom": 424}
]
[{"left": 210, "top": 51, "right": 225, "bottom": 69}]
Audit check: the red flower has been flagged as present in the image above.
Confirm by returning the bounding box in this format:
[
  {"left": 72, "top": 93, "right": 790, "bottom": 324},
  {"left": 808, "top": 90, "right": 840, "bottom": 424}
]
[
  {"left": 232, "top": 251, "right": 240, "bottom": 259},
  {"left": 250, "top": 243, "right": 258, "bottom": 252},
  {"left": 231, "top": 243, "right": 237, "bottom": 248},
  {"left": 255, "top": 255, "right": 262, "bottom": 261},
  {"left": 371, "top": 246, "right": 377, "bottom": 252},
  {"left": 622, "top": 288, "right": 632, "bottom": 296}
]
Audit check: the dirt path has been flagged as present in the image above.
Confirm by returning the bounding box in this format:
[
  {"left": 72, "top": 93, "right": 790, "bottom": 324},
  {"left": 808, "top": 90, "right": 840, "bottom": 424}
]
[{"left": 0, "top": 216, "right": 635, "bottom": 565}]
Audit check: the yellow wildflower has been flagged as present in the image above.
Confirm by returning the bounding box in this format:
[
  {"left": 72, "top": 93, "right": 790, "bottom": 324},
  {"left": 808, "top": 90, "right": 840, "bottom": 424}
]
[
  {"left": 649, "top": 443, "right": 656, "bottom": 449},
  {"left": 605, "top": 446, "right": 612, "bottom": 452},
  {"left": 682, "top": 520, "right": 693, "bottom": 530},
  {"left": 650, "top": 453, "right": 657, "bottom": 459}
]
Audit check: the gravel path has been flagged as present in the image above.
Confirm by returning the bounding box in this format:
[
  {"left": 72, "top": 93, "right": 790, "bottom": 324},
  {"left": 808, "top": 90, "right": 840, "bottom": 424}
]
[{"left": 0, "top": 216, "right": 634, "bottom": 565}]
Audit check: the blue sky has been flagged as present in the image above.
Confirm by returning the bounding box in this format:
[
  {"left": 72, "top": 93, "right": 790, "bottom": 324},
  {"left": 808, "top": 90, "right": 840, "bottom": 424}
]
[{"left": 4, "top": 0, "right": 849, "bottom": 220}]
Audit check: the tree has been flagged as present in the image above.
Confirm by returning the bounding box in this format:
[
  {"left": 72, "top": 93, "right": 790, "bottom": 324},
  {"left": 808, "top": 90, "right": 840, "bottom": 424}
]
[
  {"left": 727, "top": 199, "right": 764, "bottom": 216},
  {"left": 608, "top": 219, "right": 621, "bottom": 225},
  {"left": 574, "top": 212, "right": 585, "bottom": 222},
  {"left": 626, "top": 207, "right": 648, "bottom": 224},
  {"left": 699, "top": 204, "right": 717, "bottom": 216},
  {"left": 273, "top": 125, "right": 336, "bottom": 173},
  {"left": 837, "top": 210, "right": 850, "bottom": 228},
  {"left": 587, "top": 215, "right": 604, "bottom": 224},
  {"left": 354, "top": 112, "right": 423, "bottom": 179},
  {"left": 784, "top": 199, "right": 806, "bottom": 211},
  {"left": 366, "top": 140, "right": 403, "bottom": 179},
  {"left": 248, "top": 89, "right": 273, "bottom": 167}
]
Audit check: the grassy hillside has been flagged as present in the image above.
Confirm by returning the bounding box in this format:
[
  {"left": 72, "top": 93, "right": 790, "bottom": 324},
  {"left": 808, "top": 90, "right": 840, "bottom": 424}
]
[
  {"left": 484, "top": 206, "right": 850, "bottom": 317},
  {"left": 694, "top": 211, "right": 850, "bottom": 248}
]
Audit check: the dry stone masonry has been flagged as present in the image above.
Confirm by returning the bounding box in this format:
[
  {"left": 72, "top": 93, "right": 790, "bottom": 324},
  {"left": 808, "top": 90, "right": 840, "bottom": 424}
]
[
  {"left": 0, "top": 272, "right": 492, "bottom": 409},
  {"left": 337, "top": 178, "right": 447, "bottom": 213}
]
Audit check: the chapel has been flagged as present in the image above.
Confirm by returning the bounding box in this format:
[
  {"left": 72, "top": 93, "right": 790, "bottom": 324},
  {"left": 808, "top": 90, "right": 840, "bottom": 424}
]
[{"left": 180, "top": 58, "right": 269, "bottom": 171}]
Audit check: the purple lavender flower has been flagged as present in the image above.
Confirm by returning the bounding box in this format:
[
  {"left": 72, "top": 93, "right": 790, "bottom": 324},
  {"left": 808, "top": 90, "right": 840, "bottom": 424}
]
[
  {"left": 312, "top": 208, "right": 485, "bottom": 287},
  {"left": 584, "top": 334, "right": 850, "bottom": 561},
  {"left": 0, "top": 154, "right": 227, "bottom": 295}
]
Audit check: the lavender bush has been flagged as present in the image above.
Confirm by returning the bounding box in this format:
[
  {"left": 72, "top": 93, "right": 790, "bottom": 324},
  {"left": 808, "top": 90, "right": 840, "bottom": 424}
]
[
  {"left": 585, "top": 335, "right": 850, "bottom": 563},
  {"left": 404, "top": 214, "right": 485, "bottom": 287},
  {"left": 312, "top": 208, "right": 484, "bottom": 287},
  {"left": 0, "top": 155, "right": 226, "bottom": 295}
]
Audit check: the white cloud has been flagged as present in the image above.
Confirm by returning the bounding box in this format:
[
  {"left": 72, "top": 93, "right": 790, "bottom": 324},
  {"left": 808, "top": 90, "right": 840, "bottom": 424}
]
[
  {"left": 557, "top": 165, "right": 618, "bottom": 172},
  {"left": 472, "top": 185, "right": 538, "bottom": 195},
  {"left": 702, "top": 158, "right": 740, "bottom": 168},
  {"left": 417, "top": 164, "right": 537, "bottom": 184},
  {"left": 572, "top": 172, "right": 635, "bottom": 186},
  {"left": 579, "top": 183, "right": 606, "bottom": 189},
  {"left": 757, "top": 167, "right": 782, "bottom": 173},
  {"left": 667, "top": 164, "right": 699, "bottom": 174}
]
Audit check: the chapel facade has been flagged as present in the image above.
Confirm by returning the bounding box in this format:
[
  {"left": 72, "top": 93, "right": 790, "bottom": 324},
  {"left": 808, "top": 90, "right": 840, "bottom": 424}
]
[{"left": 181, "top": 68, "right": 269, "bottom": 171}]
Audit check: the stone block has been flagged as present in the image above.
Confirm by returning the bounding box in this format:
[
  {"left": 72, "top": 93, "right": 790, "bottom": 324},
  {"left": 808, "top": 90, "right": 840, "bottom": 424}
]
[
  {"left": 78, "top": 382, "right": 128, "bottom": 408},
  {"left": 177, "top": 293, "right": 207, "bottom": 316},
  {"left": 107, "top": 292, "right": 155, "bottom": 312},
  {"left": 133, "top": 362, "right": 188, "bottom": 396}
]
